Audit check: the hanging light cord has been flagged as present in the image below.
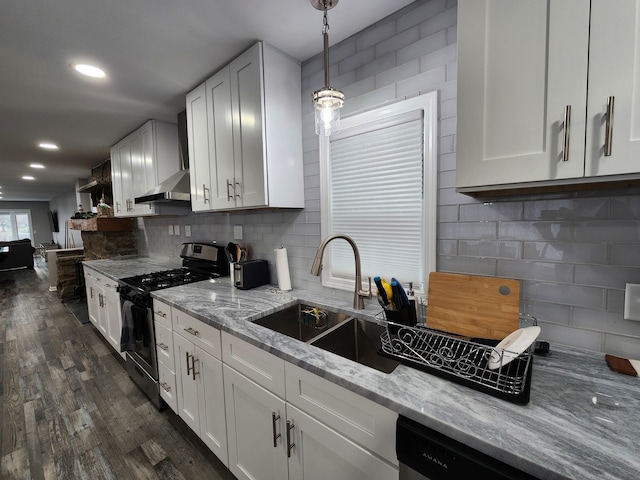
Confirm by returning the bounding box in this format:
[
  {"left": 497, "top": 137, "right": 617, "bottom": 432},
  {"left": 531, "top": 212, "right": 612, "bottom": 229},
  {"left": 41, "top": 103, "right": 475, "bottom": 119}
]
[{"left": 322, "top": 4, "right": 330, "bottom": 88}]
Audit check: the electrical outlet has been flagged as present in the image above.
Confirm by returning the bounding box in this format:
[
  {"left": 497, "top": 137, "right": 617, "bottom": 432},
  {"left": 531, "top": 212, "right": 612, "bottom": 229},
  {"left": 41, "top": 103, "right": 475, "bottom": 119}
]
[
  {"left": 234, "top": 225, "right": 243, "bottom": 240},
  {"left": 174, "top": 224, "right": 180, "bottom": 236},
  {"left": 624, "top": 283, "right": 640, "bottom": 321},
  {"left": 185, "top": 225, "right": 191, "bottom": 237},
  {"left": 168, "top": 225, "right": 174, "bottom": 236}
]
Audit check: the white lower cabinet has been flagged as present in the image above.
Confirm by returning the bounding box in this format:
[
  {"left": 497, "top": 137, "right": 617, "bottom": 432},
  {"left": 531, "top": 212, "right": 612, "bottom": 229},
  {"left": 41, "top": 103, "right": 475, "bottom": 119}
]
[
  {"left": 286, "top": 403, "right": 399, "bottom": 480},
  {"left": 221, "top": 331, "right": 399, "bottom": 480},
  {"left": 223, "top": 364, "right": 288, "bottom": 480},
  {"left": 172, "top": 314, "right": 228, "bottom": 466},
  {"left": 84, "top": 268, "right": 124, "bottom": 359},
  {"left": 154, "top": 301, "right": 177, "bottom": 412}
]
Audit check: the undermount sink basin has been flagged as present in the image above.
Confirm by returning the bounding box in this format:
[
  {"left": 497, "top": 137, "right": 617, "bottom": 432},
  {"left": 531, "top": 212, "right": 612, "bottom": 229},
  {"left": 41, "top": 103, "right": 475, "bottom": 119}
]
[
  {"left": 252, "top": 303, "right": 399, "bottom": 373},
  {"left": 253, "top": 303, "right": 350, "bottom": 342},
  {"left": 311, "top": 317, "right": 399, "bottom": 374}
]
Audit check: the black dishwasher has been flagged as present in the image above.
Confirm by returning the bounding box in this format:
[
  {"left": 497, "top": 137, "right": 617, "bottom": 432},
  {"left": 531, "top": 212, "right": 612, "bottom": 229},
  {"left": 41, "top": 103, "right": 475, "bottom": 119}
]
[{"left": 397, "top": 416, "right": 539, "bottom": 480}]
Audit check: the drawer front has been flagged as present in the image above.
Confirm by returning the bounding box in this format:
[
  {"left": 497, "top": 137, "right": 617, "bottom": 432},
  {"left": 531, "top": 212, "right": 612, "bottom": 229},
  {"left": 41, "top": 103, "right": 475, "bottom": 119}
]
[
  {"left": 153, "top": 299, "right": 172, "bottom": 329},
  {"left": 221, "top": 331, "right": 285, "bottom": 398},
  {"left": 155, "top": 321, "right": 175, "bottom": 367},
  {"left": 158, "top": 360, "right": 177, "bottom": 413},
  {"left": 285, "top": 362, "right": 398, "bottom": 465},
  {"left": 173, "top": 309, "right": 221, "bottom": 359}
]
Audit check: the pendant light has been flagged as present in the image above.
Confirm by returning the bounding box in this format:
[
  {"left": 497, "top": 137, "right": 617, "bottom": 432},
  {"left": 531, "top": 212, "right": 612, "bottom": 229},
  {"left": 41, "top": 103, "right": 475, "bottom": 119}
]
[{"left": 311, "top": 0, "right": 344, "bottom": 137}]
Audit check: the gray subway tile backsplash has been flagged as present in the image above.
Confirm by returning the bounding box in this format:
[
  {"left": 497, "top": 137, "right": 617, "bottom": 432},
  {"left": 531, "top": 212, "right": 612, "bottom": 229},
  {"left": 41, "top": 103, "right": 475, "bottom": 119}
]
[{"left": 137, "top": 0, "right": 639, "bottom": 358}]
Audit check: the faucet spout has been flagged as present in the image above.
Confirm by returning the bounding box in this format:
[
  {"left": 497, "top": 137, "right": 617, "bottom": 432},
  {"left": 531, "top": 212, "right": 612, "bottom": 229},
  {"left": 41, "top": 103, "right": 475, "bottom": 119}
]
[{"left": 310, "top": 234, "right": 372, "bottom": 309}]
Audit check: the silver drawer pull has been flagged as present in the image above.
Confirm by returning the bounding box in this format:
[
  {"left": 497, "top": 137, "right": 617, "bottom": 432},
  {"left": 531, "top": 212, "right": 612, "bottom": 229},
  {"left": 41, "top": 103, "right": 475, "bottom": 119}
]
[
  {"left": 157, "top": 343, "right": 168, "bottom": 351},
  {"left": 160, "top": 382, "right": 171, "bottom": 393},
  {"left": 154, "top": 310, "right": 167, "bottom": 318},
  {"left": 185, "top": 327, "right": 199, "bottom": 337}
]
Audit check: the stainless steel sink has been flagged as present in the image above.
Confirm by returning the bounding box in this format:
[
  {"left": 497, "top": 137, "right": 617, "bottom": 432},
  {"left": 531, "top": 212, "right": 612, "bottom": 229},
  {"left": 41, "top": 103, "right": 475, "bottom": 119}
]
[
  {"left": 311, "top": 317, "right": 399, "bottom": 374},
  {"left": 253, "top": 303, "right": 350, "bottom": 342}
]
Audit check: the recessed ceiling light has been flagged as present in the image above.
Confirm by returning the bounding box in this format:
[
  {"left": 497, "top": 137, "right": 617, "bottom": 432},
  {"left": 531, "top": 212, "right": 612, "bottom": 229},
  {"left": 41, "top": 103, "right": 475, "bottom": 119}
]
[
  {"left": 30, "top": 163, "right": 45, "bottom": 169},
  {"left": 73, "top": 63, "right": 106, "bottom": 78},
  {"left": 39, "top": 142, "right": 59, "bottom": 150},
  {"left": 22, "top": 176, "right": 35, "bottom": 180}
]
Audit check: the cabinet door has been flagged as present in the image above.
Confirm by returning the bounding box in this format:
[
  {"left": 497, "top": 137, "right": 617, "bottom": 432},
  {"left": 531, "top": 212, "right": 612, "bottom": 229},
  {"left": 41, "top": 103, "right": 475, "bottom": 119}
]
[
  {"left": 229, "top": 43, "right": 267, "bottom": 208},
  {"left": 223, "top": 365, "right": 288, "bottom": 480},
  {"left": 138, "top": 121, "right": 157, "bottom": 215},
  {"left": 112, "top": 142, "right": 132, "bottom": 217},
  {"left": 174, "top": 333, "right": 200, "bottom": 434},
  {"left": 286, "top": 404, "right": 398, "bottom": 480},
  {"left": 586, "top": 0, "right": 640, "bottom": 176},
  {"left": 103, "top": 280, "right": 123, "bottom": 355},
  {"left": 128, "top": 129, "right": 153, "bottom": 216},
  {"left": 158, "top": 360, "right": 178, "bottom": 413},
  {"left": 110, "top": 145, "right": 125, "bottom": 217},
  {"left": 456, "top": 0, "right": 590, "bottom": 189},
  {"left": 198, "top": 347, "right": 228, "bottom": 466},
  {"left": 85, "top": 273, "right": 100, "bottom": 327},
  {"left": 187, "top": 83, "right": 212, "bottom": 211},
  {"left": 206, "top": 66, "right": 236, "bottom": 210}
]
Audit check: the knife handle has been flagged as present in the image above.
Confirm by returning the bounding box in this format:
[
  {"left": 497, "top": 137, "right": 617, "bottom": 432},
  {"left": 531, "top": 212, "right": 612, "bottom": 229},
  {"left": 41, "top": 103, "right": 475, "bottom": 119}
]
[{"left": 374, "top": 276, "right": 389, "bottom": 306}]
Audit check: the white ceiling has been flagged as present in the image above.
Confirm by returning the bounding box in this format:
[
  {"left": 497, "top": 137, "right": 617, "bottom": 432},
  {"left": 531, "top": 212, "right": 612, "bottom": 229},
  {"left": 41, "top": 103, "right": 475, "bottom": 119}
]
[{"left": 0, "top": 0, "right": 414, "bottom": 202}]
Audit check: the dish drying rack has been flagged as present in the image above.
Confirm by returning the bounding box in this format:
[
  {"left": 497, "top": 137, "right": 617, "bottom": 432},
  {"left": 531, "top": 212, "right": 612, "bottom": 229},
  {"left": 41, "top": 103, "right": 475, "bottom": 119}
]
[{"left": 377, "top": 312, "right": 537, "bottom": 404}]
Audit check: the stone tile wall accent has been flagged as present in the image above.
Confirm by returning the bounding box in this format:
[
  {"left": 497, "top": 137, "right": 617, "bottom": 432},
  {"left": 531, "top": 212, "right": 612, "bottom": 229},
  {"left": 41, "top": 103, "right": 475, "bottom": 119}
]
[{"left": 81, "top": 231, "right": 137, "bottom": 260}]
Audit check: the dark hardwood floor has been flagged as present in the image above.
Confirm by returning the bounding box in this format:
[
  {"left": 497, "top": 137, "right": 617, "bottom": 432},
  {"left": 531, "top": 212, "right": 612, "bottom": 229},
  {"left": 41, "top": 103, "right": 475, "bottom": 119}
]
[{"left": 0, "top": 260, "right": 237, "bottom": 480}]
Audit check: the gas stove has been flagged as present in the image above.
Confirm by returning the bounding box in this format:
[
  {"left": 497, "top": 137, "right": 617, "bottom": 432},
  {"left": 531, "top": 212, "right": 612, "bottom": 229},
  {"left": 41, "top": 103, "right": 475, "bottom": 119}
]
[
  {"left": 118, "top": 242, "right": 229, "bottom": 295},
  {"left": 118, "top": 267, "right": 214, "bottom": 293}
]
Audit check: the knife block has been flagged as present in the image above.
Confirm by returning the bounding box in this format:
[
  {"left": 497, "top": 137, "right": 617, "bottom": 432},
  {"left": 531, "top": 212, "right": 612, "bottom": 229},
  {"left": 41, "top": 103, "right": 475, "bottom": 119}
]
[{"left": 384, "top": 300, "right": 417, "bottom": 333}]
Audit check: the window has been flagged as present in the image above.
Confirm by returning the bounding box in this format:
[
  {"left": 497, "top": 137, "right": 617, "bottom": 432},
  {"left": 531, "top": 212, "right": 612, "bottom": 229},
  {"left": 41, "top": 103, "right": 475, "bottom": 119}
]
[
  {"left": 319, "top": 93, "right": 437, "bottom": 294},
  {"left": 0, "top": 210, "right": 33, "bottom": 243}
]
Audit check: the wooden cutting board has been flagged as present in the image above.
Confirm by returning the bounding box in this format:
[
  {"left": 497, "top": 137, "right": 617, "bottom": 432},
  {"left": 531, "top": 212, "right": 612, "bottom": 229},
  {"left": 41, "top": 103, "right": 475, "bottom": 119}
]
[{"left": 427, "top": 272, "right": 521, "bottom": 340}]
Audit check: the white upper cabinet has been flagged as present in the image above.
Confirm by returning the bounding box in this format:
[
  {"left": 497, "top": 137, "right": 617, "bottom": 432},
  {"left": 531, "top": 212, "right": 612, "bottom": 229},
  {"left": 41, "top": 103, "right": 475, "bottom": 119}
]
[
  {"left": 186, "top": 41, "right": 304, "bottom": 212},
  {"left": 110, "top": 119, "right": 184, "bottom": 216},
  {"left": 586, "top": 0, "right": 640, "bottom": 177},
  {"left": 457, "top": 0, "right": 640, "bottom": 193}
]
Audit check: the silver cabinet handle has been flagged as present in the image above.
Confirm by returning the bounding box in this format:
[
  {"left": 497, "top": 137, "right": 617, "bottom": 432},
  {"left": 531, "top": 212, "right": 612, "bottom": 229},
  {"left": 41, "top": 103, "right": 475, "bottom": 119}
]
[
  {"left": 154, "top": 310, "right": 167, "bottom": 318},
  {"left": 186, "top": 352, "right": 193, "bottom": 377},
  {"left": 157, "top": 343, "right": 168, "bottom": 351},
  {"left": 272, "top": 412, "right": 281, "bottom": 447},
  {"left": 234, "top": 178, "right": 241, "bottom": 198},
  {"left": 184, "top": 327, "right": 199, "bottom": 337},
  {"left": 286, "top": 420, "right": 295, "bottom": 458},
  {"left": 116, "top": 202, "right": 121, "bottom": 213},
  {"left": 89, "top": 286, "right": 94, "bottom": 299},
  {"left": 562, "top": 105, "right": 571, "bottom": 162},
  {"left": 604, "top": 96, "right": 615, "bottom": 156},
  {"left": 160, "top": 382, "right": 171, "bottom": 393},
  {"left": 203, "top": 184, "right": 209, "bottom": 203},
  {"left": 226, "top": 179, "right": 233, "bottom": 201}
]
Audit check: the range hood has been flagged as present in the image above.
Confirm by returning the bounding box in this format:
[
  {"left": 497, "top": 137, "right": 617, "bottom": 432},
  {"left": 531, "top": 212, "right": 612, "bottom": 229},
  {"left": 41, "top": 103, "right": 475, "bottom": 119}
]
[
  {"left": 135, "top": 168, "right": 191, "bottom": 204},
  {"left": 135, "top": 110, "right": 191, "bottom": 206}
]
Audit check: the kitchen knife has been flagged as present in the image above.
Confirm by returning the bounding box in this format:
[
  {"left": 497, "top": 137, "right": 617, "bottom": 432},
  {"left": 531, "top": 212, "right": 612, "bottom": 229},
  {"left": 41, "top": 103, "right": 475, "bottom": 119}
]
[
  {"left": 374, "top": 276, "right": 389, "bottom": 306},
  {"left": 391, "top": 277, "right": 410, "bottom": 309}
]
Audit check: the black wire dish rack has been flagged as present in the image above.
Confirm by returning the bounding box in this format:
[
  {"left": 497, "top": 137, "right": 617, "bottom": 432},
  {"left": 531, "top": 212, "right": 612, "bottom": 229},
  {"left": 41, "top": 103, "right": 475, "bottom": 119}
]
[{"left": 377, "top": 311, "right": 538, "bottom": 404}]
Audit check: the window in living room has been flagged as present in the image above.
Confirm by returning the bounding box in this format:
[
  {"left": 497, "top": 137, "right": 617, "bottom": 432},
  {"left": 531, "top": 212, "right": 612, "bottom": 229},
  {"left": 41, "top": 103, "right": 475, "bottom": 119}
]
[{"left": 0, "top": 210, "right": 33, "bottom": 242}]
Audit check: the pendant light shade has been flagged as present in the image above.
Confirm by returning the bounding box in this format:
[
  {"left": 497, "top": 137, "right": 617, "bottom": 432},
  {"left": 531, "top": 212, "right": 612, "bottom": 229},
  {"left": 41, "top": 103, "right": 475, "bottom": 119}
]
[{"left": 311, "top": 0, "right": 344, "bottom": 137}]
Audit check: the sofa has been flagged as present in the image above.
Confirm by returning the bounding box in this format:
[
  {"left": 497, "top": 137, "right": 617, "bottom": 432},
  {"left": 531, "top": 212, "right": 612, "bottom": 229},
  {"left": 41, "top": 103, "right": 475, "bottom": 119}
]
[{"left": 0, "top": 239, "right": 36, "bottom": 270}]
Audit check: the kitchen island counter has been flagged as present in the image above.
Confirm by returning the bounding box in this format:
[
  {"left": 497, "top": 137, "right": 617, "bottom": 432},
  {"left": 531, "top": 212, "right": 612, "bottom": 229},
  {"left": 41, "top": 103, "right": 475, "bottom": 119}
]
[{"left": 84, "top": 258, "right": 639, "bottom": 480}]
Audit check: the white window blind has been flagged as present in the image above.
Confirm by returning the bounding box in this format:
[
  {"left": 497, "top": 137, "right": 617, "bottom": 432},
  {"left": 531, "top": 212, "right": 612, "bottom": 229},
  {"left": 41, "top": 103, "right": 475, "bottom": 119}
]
[
  {"left": 319, "top": 93, "right": 438, "bottom": 295},
  {"left": 328, "top": 113, "right": 424, "bottom": 285}
]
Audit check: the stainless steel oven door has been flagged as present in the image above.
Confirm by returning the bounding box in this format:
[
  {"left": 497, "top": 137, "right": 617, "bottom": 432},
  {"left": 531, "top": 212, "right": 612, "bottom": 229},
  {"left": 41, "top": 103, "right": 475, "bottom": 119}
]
[{"left": 120, "top": 293, "right": 158, "bottom": 380}]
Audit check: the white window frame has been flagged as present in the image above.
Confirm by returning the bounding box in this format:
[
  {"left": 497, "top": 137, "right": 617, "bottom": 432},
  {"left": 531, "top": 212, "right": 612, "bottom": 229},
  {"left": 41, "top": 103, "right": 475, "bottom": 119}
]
[
  {"left": 318, "top": 92, "right": 438, "bottom": 295},
  {"left": 0, "top": 209, "right": 34, "bottom": 243}
]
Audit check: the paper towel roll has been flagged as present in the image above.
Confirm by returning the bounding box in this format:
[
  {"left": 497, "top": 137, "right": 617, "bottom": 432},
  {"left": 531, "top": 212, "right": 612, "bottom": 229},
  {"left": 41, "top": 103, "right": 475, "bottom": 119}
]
[{"left": 275, "top": 246, "right": 292, "bottom": 291}]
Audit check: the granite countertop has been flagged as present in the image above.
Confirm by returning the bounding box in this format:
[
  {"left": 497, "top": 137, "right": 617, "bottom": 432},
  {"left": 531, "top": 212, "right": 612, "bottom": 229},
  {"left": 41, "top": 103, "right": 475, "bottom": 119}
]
[{"left": 84, "top": 258, "right": 640, "bottom": 480}]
